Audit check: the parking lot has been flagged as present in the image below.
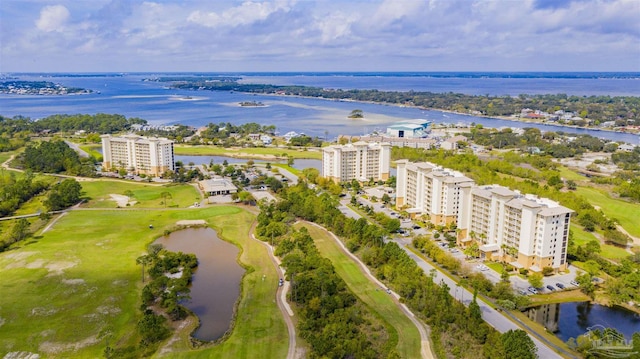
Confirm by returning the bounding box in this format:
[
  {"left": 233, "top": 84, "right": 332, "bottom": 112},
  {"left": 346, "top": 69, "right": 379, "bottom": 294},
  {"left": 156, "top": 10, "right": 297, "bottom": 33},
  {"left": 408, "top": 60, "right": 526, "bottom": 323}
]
[{"left": 351, "top": 190, "right": 584, "bottom": 296}]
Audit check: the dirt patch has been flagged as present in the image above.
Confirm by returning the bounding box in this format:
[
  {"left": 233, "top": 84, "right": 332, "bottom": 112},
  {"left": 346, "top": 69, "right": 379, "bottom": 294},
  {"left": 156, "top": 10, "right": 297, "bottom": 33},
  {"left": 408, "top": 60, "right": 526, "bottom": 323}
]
[
  {"left": 176, "top": 219, "right": 207, "bottom": 226},
  {"left": 31, "top": 307, "right": 58, "bottom": 316},
  {"left": 39, "top": 334, "right": 99, "bottom": 355},
  {"left": 62, "top": 278, "right": 85, "bottom": 285},
  {"left": 109, "top": 194, "right": 137, "bottom": 207},
  {"left": 0, "top": 316, "right": 5, "bottom": 328},
  {"left": 25, "top": 259, "right": 45, "bottom": 269},
  {"left": 96, "top": 305, "right": 121, "bottom": 316},
  {"left": 45, "top": 261, "right": 78, "bottom": 276},
  {"left": 158, "top": 316, "right": 197, "bottom": 356}
]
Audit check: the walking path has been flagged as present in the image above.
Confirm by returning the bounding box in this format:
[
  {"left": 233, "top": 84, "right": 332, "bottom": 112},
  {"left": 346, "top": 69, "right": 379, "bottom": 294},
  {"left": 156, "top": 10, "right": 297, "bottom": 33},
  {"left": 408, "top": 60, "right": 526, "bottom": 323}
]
[
  {"left": 248, "top": 221, "right": 300, "bottom": 359},
  {"left": 305, "top": 221, "right": 435, "bottom": 359}
]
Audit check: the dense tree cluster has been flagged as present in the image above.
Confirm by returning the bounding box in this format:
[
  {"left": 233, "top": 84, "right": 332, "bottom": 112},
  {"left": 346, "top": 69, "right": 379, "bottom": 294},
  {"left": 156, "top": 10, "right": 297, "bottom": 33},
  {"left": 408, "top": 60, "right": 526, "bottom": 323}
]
[
  {"left": 0, "top": 171, "right": 48, "bottom": 216},
  {"left": 33, "top": 113, "right": 146, "bottom": 134},
  {"left": 18, "top": 140, "right": 96, "bottom": 176},
  {"left": 0, "top": 116, "right": 31, "bottom": 151},
  {"left": 108, "top": 245, "right": 198, "bottom": 358},
  {"left": 256, "top": 182, "right": 537, "bottom": 358},
  {"left": 170, "top": 80, "right": 640, "bottom": 125},
  {"left": 568, "top": 237, "right": 640, "bottom": 304},
  {"left": 44, "top": 178, "right": 82, "bottom": 211},
  {"left": 271, "top": 227, "right": 391, "bottom": 359}
]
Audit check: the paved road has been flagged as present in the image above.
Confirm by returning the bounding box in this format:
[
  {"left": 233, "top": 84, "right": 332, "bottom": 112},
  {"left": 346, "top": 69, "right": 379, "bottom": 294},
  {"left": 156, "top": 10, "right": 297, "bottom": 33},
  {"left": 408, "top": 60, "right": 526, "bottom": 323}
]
[
  {"left": 344, "top": 197, "right": 570, "bottom": 359},
  {"left": 305, "top": 221, "right": 435, "bottom": 359},
  {"left": 398, "top": 243, "right": 572, "bottom": 359}
]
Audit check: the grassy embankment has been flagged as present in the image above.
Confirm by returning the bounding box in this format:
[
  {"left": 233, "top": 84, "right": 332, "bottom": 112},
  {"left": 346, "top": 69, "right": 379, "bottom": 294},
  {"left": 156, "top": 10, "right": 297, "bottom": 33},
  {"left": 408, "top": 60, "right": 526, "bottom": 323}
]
[
  {"left": 296, "top": 222, "right": 423, "bottom": 359},
  {"left": 575, "top": 186, "right": 640, "bottom": 239},
  {"left": 173, "top": 145, "right": 322, "bottom": 160},
  {"left": 0, "top": 180, "right": 287, "bottom": 359}
]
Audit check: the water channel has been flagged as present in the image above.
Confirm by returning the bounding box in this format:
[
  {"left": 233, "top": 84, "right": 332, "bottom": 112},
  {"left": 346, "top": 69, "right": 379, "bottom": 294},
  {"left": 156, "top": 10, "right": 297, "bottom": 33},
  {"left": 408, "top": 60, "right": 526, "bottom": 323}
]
[
  {"left": 523, "top": 302, "right": 640, "bottom": 342},
  {"left": 154, "top": 227, "right": 244, "bottom": 341}
]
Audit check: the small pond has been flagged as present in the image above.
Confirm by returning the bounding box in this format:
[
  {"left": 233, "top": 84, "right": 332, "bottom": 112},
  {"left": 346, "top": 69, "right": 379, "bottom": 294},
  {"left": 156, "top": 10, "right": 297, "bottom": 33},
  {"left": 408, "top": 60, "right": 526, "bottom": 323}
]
[
  {"left": 523, "top": 302, "right": 640, "bottom": 341},
  {"left": 154, "top": 227, "right": 245, "bottom": 341}
]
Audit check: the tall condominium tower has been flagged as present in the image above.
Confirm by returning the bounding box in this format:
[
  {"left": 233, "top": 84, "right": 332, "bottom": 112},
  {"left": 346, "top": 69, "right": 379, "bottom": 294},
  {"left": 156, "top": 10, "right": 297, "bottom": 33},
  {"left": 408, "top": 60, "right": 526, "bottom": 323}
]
[{"left": 101, "top": 134, "right": 174, "bottom": 177}]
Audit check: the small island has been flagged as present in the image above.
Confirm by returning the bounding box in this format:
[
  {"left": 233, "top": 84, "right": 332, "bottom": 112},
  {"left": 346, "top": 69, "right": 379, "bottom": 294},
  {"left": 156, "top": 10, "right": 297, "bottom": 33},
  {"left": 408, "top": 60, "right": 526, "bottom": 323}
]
[
  {"left": 348, "top": 109, "right": 364, "bottom": 119},
  {"left": 239, "top": 101, "right": 266, "bottom": 107},
  {"left": 0, "top": 80, "right": 92, "bottom": 95}
]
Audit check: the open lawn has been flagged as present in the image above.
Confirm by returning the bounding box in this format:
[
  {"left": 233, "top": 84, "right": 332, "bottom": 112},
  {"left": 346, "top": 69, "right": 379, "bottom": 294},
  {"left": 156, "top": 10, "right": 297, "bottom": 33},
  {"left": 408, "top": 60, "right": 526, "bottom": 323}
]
[
  {"left": 296, "top": 222, "right": 423, "bottom": 359},
  {"left": 556, "top": 165, "right": 586, "bottom": 182},
  {"left": 78, "top": 144, "right": 103, "bottom": 161},
  {"left": 571, "top": 224, "right": 631, "bottom": 261},
  {"left": 80, "top": 180, "right": 200, "bottom": 208},
  {"left": 0, "top": 206, "right": 287, "bottom": 358},
  {"left": 174, "top": 145, "right": 322, "bottom": 160},
  {"left": 575, "top": 186, "right": 640, "bottom": 239}
]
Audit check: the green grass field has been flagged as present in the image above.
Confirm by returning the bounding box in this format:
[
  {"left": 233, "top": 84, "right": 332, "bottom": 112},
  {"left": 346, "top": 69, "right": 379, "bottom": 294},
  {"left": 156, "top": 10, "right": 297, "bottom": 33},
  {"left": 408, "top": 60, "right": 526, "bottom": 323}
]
[
  {"left": 575, "top": 186, "right": 640, "bottom": 239},
  {"left": 173, "top": 145, "right": 322, "bottom": 160},
  {"left": 297, "top": 223, "right": 423, "bottom": 359},
  {"left": 78, "top": 144, "right": 103, "bottom": 160},
  {"left": 0, "top": 206, "right": 287, "bottom": 358},
  {"left": 571, "top": 224, "right": 631, "bottom": 261},
  {"left": 80, "top": 180, "right": 200, "bottom": 208}
]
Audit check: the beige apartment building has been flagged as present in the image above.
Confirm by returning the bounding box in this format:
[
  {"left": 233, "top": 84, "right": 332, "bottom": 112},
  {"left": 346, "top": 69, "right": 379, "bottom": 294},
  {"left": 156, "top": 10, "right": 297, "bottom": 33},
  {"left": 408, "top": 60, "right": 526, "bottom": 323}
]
[
  {"left": 395, "top": 160, "right": 573, "bottom": 272},
  {"left": 101, "top": 134, "right": 174, "bottom": 177},
  {"left": 322, "top": 141, "right": 391, "bottom": 183},
  {"left": 395, "top": 160, "right": 474, "bottom": 226},
  {"left": 457, "top": 184, "right": 573, "bottom": 272}
]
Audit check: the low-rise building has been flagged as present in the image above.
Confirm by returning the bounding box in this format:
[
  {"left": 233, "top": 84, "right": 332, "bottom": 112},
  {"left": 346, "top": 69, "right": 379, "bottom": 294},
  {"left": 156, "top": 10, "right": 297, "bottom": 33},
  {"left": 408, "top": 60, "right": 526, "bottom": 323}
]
[
  {"left": 198, "top": 178, "right": 237, "bottom": 196},
  {"left": 386, "top": 119, "right": 431, "bottom": 138}
]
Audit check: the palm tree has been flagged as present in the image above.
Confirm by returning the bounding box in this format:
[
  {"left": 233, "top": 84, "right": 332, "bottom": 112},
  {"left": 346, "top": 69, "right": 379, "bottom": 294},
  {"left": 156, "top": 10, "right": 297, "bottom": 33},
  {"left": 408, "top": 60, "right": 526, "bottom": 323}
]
[
  {"left": 136, "top": 255, "right": 152, "bottom": 283},
  {"left": 160, "top": 191, "right": 172, "bottom": 208}
]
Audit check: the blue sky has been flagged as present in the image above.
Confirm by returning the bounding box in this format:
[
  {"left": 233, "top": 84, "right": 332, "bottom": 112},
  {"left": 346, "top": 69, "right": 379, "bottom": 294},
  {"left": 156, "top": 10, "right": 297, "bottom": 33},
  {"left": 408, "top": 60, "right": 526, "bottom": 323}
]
[{"left": 1, "top": 0, "right": 639, "bottom": 72}]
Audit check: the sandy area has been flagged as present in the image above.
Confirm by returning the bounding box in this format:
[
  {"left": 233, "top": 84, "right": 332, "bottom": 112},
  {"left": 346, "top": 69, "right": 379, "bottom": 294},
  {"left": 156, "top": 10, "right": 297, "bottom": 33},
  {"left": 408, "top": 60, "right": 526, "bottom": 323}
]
[
  {"left": 109, "top": 194, "right": 137, "bottom": 207},
  {"left": 176, "top": 219, "right": 207, "bottom": 226},
  {"left": 39, "top": 335, "right": 99, "bottom": 355}
]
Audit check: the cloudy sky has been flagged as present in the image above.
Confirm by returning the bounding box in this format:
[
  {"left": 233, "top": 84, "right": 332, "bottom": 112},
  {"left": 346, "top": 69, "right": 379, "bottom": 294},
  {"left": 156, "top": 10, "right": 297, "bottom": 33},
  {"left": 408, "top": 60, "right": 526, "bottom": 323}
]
[{"left": 1, "top": 0, "right": 639, "bottom": 72}]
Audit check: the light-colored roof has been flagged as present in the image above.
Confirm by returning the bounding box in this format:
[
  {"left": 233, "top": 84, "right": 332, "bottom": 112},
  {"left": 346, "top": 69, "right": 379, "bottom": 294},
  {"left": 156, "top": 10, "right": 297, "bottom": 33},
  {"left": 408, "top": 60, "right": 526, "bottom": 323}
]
[
  {"left": 199, "top": 178, "right": 237, "bottom": 193},
  {"left": 480, "top": 244, "right": 500, "bottom": 252}
]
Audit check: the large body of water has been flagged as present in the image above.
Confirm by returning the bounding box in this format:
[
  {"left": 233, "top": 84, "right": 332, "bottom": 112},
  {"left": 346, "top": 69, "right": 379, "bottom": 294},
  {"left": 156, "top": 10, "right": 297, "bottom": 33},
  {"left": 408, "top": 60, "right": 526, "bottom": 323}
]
[
  {"left": 154, "top": 227, "right": 244, "bottom": 342},
  {"left": 1, "top": 72, "right": 639, "bottom": 144}
]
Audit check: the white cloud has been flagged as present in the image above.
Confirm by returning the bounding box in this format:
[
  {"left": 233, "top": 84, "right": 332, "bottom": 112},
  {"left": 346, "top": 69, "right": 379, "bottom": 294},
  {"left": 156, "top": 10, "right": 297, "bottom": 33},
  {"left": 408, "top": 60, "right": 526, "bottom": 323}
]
[
  {"left": 188, "top": 0, "right": 294, "bottom": 28},
  {"left": 36, "top": 5, "right": 70, "bottom": 32}
]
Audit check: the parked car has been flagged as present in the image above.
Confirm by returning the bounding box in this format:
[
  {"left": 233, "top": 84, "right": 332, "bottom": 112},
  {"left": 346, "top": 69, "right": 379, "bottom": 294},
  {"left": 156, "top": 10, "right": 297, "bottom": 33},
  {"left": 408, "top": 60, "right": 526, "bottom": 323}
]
[
  {"left": 546, "top": 285, "right": 555, "bottom": 291},
  {"left": 518, "top": 289, "right": 528, "bottom": 295},
  {"left": 412, "top": 225, "right": 421, "bottom": 230},
  {"left": 278, "top": 278, "right": 284, "bottom": 287},
  {"left": 570, "top": 280, "right": 579, "bottom": 286},
  {"left": 527, "top": 287, "right": 539, "bottom": 294},
  {"left": 556, "top": 283, "right": 565, "bottom": 289}
]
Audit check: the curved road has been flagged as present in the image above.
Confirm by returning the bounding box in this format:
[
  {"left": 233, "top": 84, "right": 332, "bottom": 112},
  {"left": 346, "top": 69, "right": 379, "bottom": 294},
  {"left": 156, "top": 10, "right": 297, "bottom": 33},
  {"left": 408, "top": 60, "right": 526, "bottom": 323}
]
[
  {"left": 249, "top": 221, "right": 299, "bottom": 359},
  {"left": 306, "top": 221, "right": 435, "bottom": 359}
]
